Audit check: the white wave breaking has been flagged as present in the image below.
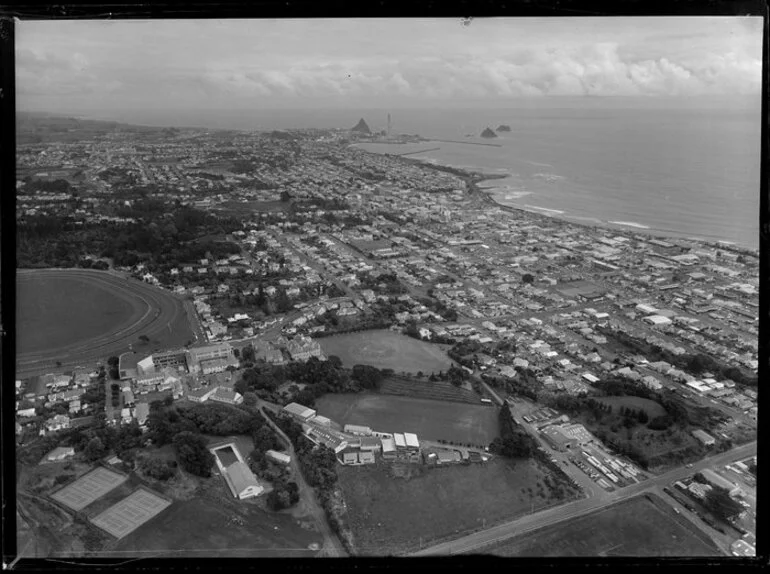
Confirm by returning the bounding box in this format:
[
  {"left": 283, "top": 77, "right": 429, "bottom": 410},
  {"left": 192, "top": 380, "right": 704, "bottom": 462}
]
[{"left": 608, "top": 221, "right": 651, "bottom": 229}]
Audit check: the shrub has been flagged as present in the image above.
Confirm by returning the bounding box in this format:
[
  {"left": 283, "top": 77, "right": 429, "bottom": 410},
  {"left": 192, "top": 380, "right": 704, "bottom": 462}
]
[
  {"left": 172, "top": 432, "right": 215, "bottom": 477},
  {"left": 140, "top": 456, "right": 176, "bottom": 481}
]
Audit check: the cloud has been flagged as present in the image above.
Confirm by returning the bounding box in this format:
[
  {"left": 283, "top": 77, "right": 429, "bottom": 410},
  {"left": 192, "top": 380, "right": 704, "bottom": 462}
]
[{"left": 15, "top": 18, "right": 762, "bottom": 110}]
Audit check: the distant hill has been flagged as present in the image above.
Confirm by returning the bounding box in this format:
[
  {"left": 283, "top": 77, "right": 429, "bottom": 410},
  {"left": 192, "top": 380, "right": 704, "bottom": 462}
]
[
  {"left": 496, "top": 125, "right": 511, "bottom": 132},
  {"left": 480, "top": 127, "right": 498, "bottom": 138},
  {"left": 16, "top": 111, "right": 217, "bottom": 144},
  {"left": 351, "top": 118, "right": 372, "bottom": 134}
]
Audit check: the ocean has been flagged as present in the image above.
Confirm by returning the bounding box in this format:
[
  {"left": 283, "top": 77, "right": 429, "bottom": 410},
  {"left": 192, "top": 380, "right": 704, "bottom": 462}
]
[{"left": 87, "top": 97, "right": 762, "bottom": 249}]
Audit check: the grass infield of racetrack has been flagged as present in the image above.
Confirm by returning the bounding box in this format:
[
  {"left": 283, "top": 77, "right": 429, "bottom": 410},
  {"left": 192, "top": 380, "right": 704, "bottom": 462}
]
[
  {"left": 17, "top": 272, "right": 142, "bottom": 355},
  {"left": 16, "top": 269, "right": 194, "bottom": 374}
]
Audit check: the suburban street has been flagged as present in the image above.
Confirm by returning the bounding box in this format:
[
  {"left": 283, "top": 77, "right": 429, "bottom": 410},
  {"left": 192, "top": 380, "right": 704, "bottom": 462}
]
[{"left": 410, "top": 440, "right": 756, "bottom": 556}]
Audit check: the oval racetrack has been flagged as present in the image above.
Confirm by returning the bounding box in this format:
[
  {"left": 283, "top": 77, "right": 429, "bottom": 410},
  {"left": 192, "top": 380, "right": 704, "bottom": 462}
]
[{"left": 16, "top": 269, "right": 195, "bottom": 377}]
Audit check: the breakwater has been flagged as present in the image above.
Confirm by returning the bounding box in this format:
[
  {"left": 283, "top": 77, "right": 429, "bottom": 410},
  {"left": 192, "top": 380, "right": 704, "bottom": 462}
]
[{"left": 432, "top": 139, "right": 502, "bottom": 147}]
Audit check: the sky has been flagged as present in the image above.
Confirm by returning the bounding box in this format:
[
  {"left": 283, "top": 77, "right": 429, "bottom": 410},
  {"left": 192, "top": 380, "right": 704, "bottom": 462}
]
[{"left": 16, "top": 17, "right": 764, "bottom": 114}]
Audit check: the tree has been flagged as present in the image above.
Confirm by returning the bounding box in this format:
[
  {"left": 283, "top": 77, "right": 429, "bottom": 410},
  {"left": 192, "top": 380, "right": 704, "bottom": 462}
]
[
  {"left": 702, "top": 486, "right": 744, "bottom": 523},
  {"left": 140, "top": 456, "right": 176, "bottom": 481},
  {"left": 240, "top": 345, "right": 256, "bottom": 364},
  {"left": 107, "top": 355, "right": 121, "bottom": 380},
  {"left": 172, "top": 431, "right": 215, "bottom": 477},
  {"left": 253, "top": 425, "right": 279, "bottom": 455},
  {"left": 522, "top": 273, "right": 535, "bottom": 284},
  {"left": 84, "top": 437, "right": 106, "bottom": 462}
]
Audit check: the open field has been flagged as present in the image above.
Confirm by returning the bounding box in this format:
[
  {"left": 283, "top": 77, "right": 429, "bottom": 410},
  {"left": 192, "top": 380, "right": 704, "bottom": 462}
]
[
  {"left": 379, "top": 376, "right": 483, "bottom": 404},
  {"left": 50, "top": 467, "right": 128, "bottom": 512},
  {"left": 16, "top": 269, "right": 195, "bottom": 377},
  {"left": 318, "top": 329, "right": 455, "bottom": 374},
  {"left": 108, "top": 496, "right": 321, "bottom": 557},
  {"left": 484, "top": 493, "right": 721, "bottom": 557},
  {"left": 315, "top": 393, "right": 498, "bottom": 444},
  {"left": 90, "top": 487, "right": 172, "bottom": 539},
  {"left": 337, "top": 457, "right": 580, "bottom": 556},
  {"left": 597, "top": 396, "right": 667, "bottom": 418}
]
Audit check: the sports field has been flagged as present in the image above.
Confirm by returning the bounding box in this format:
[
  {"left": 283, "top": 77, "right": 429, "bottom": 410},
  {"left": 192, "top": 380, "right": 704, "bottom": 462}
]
[
  {"left": 90, "top": 487, "right": 172, "bottom": 539},
  {"left": 485, "top": 493, "right": 721, "bottom": 557},
  {"left": 315, "top": 393, "right": 498, "bottom": 444},
  {"left": 318, "top": 329, "right": 455, "bottom": 374},
  {"left": 16, "top": 269, "right": 195, "bottom": 376},
  {"left": 50, "top": 467, "right": 128, "bottom": 512}
]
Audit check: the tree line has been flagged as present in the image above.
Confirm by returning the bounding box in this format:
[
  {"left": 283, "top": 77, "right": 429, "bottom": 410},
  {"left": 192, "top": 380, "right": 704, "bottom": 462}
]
[
  {"left": 601, "top": 327, "right": 757, "bottom": 388},
  {"left": 235, "top": 355, "right": 391, "bottom": 407}
]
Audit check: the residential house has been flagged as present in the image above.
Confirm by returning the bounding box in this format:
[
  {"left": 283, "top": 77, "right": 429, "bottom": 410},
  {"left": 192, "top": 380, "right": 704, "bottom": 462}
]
[{"left": 44, "top": 414, "right": 71, "bottom": 433}]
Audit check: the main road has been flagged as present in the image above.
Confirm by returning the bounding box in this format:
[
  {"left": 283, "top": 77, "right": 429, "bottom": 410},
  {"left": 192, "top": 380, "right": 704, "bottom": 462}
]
[{"left": 410, "top": 440, "right": 756, "bottom": 556}]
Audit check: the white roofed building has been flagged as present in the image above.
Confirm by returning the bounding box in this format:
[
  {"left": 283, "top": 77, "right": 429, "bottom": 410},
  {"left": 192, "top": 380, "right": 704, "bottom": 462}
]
[
  {"left": 42, "top": 446, "right": 75, "bottom": 463},
  {"left": 381, "top": 437, "right": 396, "bottom": 459},
  {"left": 283, "top": 402, "right": 317, "bottom": 421},
  {"left": 644, "top": 315, "right": 673, "bottom": 327},
  {"left": 404, "top": 433, "right": 420, "bottom": 450},
  {"left": 343, "top": 424, "right": 372, "bottom": 436},
  {"left": 137, "top": 355, "right": 156, "bottom": 376},
  {"left": 692, "top": 429, "right": 716, "bottom": 446},
  {"left": 265, "top": 450, "right": 291, "bottom": 465},
  {"left": 209, "top": 386, "right": 243, "bottom": 405},
  {"left": 224, "top": 461, "right": 264, "bottom": 499}
]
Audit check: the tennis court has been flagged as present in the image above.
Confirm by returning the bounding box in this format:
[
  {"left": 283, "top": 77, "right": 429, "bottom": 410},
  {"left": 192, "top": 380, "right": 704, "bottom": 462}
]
[
  {"left": 50, "top": 467, "right": 128, "bottom": 511},
  {"left": 90, "top": 487, "right": 172, "bottom": 539}
]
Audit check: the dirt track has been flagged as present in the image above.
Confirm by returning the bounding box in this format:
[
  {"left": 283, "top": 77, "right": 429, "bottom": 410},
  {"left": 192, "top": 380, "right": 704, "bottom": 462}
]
[{"left": 16, "top": 269, "right": 196, "bottom": 378}]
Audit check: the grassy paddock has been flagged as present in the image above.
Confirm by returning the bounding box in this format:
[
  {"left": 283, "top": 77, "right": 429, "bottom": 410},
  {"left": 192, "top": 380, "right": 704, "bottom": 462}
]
[
  {"left": 109, "top": 496, "right": 319, "bottom": 557},
  {"left": 485, "top": 493, "right": 721, "bottom": 557},
  {"left": 337, "top": 457, "right": 579, "bottom": 556}
]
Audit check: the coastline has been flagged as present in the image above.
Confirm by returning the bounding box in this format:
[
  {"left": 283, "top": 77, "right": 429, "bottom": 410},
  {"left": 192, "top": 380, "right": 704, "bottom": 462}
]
[
  {"left": 467, "top": 171, "right": 756, "bottom": 255},
  {"left": 363, "top": 145, "right": 757, "bottom": 256}
]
